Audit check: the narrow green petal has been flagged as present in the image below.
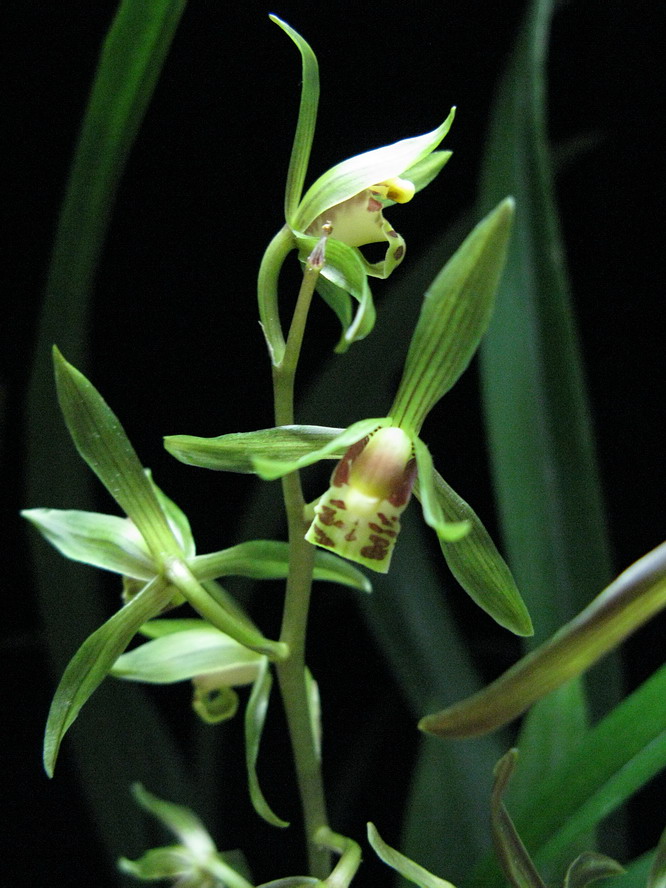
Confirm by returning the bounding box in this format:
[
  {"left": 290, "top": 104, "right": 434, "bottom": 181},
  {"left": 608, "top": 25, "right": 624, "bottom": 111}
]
[
  {"left": 190, "top": 540, "right": 371, "bottom": 592},
  {"left": 53, "top": 347, "right": 179, "bottom": 559},
  {"left": 296, "top": 233, "right": 376, "bottom": 351},
  {"left": 245, "top": 660, "right": 289, "bottom": 828},
  {"left": 402, "top": 151, "right": 453, "bottom": 194},
  {"left": 491, "top": 751, "right": 548, "bottom": 888},
  {"left": 391, "top": 198, "right": 514, "bottom": 435},
  {"left": 424, "top": 470, "right": 533, "bottom": 636},
  {"left": 419, "top": 542, "right": 666, "bottom": 738},
  {"left": 367, "top": 823, "right": 457, "bottom": 888},
  {"left": 21, "top": 508, "right": 155, "bottom": 579},
  {"left": 294, "top": 108, "right": 455, "bottom": 232},
  {"left": 44, "top": 575, "right": 173, "bottom": 776},
  {"left": 111, "top": 627, "right": 263, "bottom": 684},
  {"left": 412, "top": 438, "right": 470, "bottom": 542},
  {"left": 165, "top": 424, "right": 342, "bottom": 473},
  {"left": 270, "top": 16, "right": 320, "bottom": 225},
  {"left": 130, "top": 783, "right": 217, "bottom": 856},
  {"left": 252, "top": 418, "right": 390, "bottom": 480}
]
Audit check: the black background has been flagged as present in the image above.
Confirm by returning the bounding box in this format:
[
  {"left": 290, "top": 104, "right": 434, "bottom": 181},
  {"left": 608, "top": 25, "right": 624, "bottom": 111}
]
[{"left": 3, "top": 1, "right": 663, "bottom": 886}]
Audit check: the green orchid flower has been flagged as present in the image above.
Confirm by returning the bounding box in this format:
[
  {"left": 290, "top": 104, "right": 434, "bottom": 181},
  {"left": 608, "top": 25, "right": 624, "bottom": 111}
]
[
  {"left": 24, "top": 348, "right": 371, "bottom": 776},
  {"left": 169, "top": 200, "right": 533, "bottom": 636},
  {"left": 119, "top": 784, "right": 254, "bottom": 888},
  {"left": 259, "top": 16, "right": 455, "bottom": 360}
]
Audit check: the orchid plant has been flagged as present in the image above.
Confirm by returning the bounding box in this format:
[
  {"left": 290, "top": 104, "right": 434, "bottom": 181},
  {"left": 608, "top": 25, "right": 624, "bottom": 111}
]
[{"left": 23, "top": 7, "right": 665, "bottom": 888}]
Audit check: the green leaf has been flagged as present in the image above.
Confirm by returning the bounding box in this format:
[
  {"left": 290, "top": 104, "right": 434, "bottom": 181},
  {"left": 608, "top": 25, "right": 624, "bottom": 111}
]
[
  {"left": 512, "top": 663, "right": 666, "bottom": 874},
  {"left": 244, "top": 660, "right": 289, "bottom": 828},
  {"left": 190, "top": 540, "right": 372, "bottom": 592},
  {"left": 425, "top": 470, "right": 533, "bottom": 636},
  {"left": 111, "top": 626, "right": 264, "bottom": 684},
  {"left": 270, "top": 16, "right": 320, "bottom": 226},
  {"left": 293, "top": 109, "right": 455, "bottom": 232},
  {"left": 367, "top": 822, "right": 457, "bottom": 888},
  {"left": 490, "top": 750, "right": 547, "bottom": 888},
  {"left": 44, "top": 576, "right": 174, "bottom": 776},
  {"left": 53, "top": 347, "right": 179, "bottom": 560},
  {"left": 563, "top": 853, "right": 625, "bottom": 888},
  {"left": 165, "top": 424, "right": 341, "bottom": 473},
  {"left": 391, "top": 197, "right": 514, "bottom": 435},
  {"left": 252, "top": 417, "right": 389, "bottom": 480},
  {"left": 478, "top": 0, "right": 613, "bottom": 646},
  {"left": 21, "top": 508, "right": 155, "bottom": 579},
  {"left": 648, "top": 827, "right": 666, "bottom": 888},
  {"left": 419, "top": 542, "right": 666, "bottom": 739}
]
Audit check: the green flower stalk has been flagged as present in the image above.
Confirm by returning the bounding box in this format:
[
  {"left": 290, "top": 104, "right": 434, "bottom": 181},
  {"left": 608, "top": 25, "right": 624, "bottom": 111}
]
[{"left": 259, "top": 17, "right": 455, "bottom": 359}]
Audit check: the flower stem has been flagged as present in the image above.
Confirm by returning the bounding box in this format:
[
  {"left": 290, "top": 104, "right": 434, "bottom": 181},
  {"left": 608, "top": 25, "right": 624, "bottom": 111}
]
[{"left": 272, "top": 256, "right": 331, "bottom": 878}]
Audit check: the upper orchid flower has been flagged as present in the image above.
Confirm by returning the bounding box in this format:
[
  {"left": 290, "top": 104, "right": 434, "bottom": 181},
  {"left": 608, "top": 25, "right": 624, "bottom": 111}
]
[{"left": 258, "top": 16, "right": 455, "bottom": 360}]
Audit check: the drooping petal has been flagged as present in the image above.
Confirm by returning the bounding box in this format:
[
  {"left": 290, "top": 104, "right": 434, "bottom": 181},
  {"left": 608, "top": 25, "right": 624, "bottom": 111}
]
[
  {"left": 411, "top": 438, "right": 470, "bottom": 542},
  {"left": 293, "top": 108, "right": 455, "bottom": 233},
  {"left": 305, "top": 427, "right": 417, "bottom": 573}
]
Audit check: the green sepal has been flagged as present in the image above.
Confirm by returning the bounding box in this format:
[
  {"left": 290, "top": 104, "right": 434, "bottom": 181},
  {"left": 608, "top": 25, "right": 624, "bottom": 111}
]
[
  {"left": 412, "top": 438, "right": 470, "bottom": 542},
  {"left": 295, "top": 233, "right": 375, "bottom": 351},
  {"left": 110, "top": 624, "right": 264, "bottom": 685},
  {"left": 426, "top": 469, "right": 533, "bottom": 636},
  {"left": 21, "top": 508, "right": 155, "bottom": 579},
  {"left": 293, "top": 108, "right": 455, "bottom": 233},
  {"left": 52, "top": 347, "right": 179, "bottom": 559},
  {"left": 146, "top": 470, "right": 195, "bottom": 558},
  {"left": 367, "top": 823, "right": 457, "bottom": 888},
  {"left": 253, "top": 417, "right": 389, "bottom": 480},
  {"left": 563, "top": 853, "right": 625, "bottom": 888},
  {"left": 245, "top": 659, "right": 289, "bottom": 828},
  {"left": 391, "top": 198, "right": 514, "bottom": 434},
  {"left": 190, "top": 540, "right": 371, "bottom": 592},
  {"left": 165, "top": 424, "right": 342, "bottom": 473},
  {"left": 648, "top": 826, "right": 666, "bottom": 888},
  {"left": 43, "top": 575, "right": 174, "bottom": 776},
  {"left": 491, "top": 750, "right": 548, "bottom": 888},
  {"left": 419, "top": 541, "right": 666, "bottom": 738},
  {"left": 270, "top": 16, "right": 319, "bottom": 225}
]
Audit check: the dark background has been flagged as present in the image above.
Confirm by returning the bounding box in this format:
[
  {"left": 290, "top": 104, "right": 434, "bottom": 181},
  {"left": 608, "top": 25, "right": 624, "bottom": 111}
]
[{"left": 3, "top": 1, "right": 663, "bottom": 886}]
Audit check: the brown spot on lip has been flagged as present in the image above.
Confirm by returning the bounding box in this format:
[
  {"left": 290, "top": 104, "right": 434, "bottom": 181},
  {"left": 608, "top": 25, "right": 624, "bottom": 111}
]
[
  {"left": 361, "top": 534, "right": 390, "bottom": 561},
  {"left": 313, "top": 525, "right": 334, "bottom": 547},
  {"left": 394, "top": 245, "right": 405, "bottom": 260}
]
